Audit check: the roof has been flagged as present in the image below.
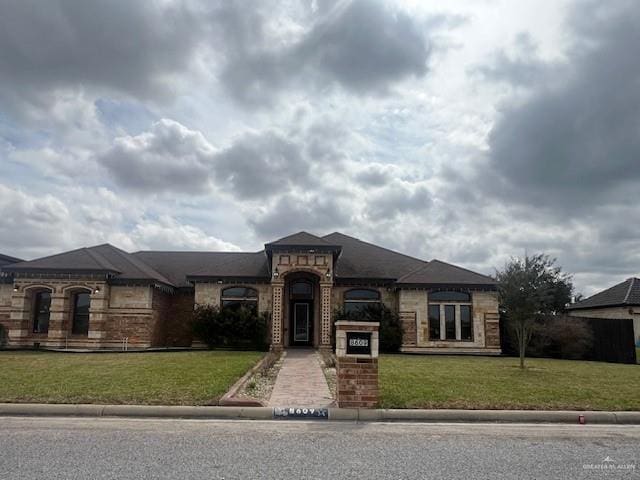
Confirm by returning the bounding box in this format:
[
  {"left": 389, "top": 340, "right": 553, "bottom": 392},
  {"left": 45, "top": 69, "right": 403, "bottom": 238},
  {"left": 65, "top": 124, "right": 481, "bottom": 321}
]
[
  {"left": 567, "top": 277, "right": 640, "bottom": 310},
  {"left": 322, "top": 232, "right": 427, "bottom": 280},
  {"left": 265, "top": 231, "right": 340, "bottom": 250},
  {"left": 396, "top": 259, "right": 496, "bottom": 286},
  {"left": 0, "top": 253, "right": 23, "bottom": 267},
  {"left": 4, "top": 244, "right": 174, "bottom": 287},
  {"left": 1, "top": 232, "right": 497, "bottom": 289},
  {"left": 133, "top": 251, "right": 269, "bottom": 287}
]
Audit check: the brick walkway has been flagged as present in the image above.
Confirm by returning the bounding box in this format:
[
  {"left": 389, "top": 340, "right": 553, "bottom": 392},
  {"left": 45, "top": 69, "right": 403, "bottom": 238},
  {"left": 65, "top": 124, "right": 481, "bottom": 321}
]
[{"left": 268, "top": 349, "right": 334, "bottom": 407}]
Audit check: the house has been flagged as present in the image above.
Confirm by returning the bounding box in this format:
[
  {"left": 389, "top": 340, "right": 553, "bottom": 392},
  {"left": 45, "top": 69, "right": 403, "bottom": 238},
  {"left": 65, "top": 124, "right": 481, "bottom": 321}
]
[
  {"left": 567, "top": 277, "right": 640, "bottom": 346},
  {"left": 0, "top": 232, "right": 500, "bottom": 353}
]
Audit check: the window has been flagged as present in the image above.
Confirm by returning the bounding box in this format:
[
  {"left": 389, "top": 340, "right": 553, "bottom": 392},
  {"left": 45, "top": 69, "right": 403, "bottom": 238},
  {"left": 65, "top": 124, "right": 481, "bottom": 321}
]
[
  {"left": 32, "top": 291, "right": 51, "bottom": 334},
  {"left": 429, "top": 291, "right": 471, "bottom": 302},
  {"left": 428, "top": 304, "right": 440, "bottom": 340},
  {"left": 444, "top": 305, "right": 456, "bottom": 340},
  {"left": 71, "top": 292, "right": 91, "bottom": 335},
  {"left": 460, "top": 305, "right": 472, "bottom": 341},
  {"left": 428, "top": 291, "right": 473, "bottom": 341},
  {"left": 290, "top": 280, "right": 313, "bottom": 299},
  {"left": 221, "top": 287, "right": 258, "bottom": 312},
  {"left": 344, "top": 289, "right": 381, "bottom": 315}
]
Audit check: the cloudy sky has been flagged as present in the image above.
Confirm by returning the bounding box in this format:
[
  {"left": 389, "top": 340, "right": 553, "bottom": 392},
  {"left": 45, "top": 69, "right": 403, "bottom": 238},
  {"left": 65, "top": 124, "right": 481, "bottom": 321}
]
[{"left": 0, "top": 0, "right": 638, "bottom": 296}]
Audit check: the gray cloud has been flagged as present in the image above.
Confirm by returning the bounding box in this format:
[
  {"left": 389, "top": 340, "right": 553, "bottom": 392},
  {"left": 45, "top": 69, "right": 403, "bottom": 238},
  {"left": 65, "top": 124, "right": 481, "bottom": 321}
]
[
  {"left": 99, "top": 119, "right": 216, "bottom": 194},
  {"left": 218, "top": 0, "right": 431, "bottom": 105},
  {"left": 480, "top": 0, "right": 640, "bottom": 212},
  {"left": 215, "top": 132, "right": 308, "bottom": 199},
  {"left": 0, "top": 0, "right": 201, "bottom": 118},
  {"left": 99, "top": 118, "right": 345, "bottom": 199},
  {"left": 249, "top": 194, "right": 352, "bottom": 239},
  {"left": 365, "top": 181, "right": 432, "bottom": 218},
  {"left": 473, "top": 33, "right": 554, "bottom": 87}
]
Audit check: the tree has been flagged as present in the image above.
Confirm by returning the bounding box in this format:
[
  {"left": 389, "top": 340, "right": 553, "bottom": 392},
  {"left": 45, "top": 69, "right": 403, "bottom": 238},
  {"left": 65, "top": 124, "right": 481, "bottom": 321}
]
[{"left": 495, "top": 254, "right": 573, "bottom": 369}]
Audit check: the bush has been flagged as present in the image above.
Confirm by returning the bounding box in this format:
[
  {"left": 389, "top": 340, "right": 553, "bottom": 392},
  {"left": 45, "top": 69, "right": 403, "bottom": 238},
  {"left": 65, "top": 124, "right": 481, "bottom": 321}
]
[
  {"left": 528, "top": 315, "right": 593, "bottom": 360},
  {"left": 192, "top": 305, "right": 269, "bottom": 351},
  {"left": 333, "top": 304, "right": 403, "bottom": 353},
  {"left": 0, "top": 323, "right": 6, "bottom": 347}
]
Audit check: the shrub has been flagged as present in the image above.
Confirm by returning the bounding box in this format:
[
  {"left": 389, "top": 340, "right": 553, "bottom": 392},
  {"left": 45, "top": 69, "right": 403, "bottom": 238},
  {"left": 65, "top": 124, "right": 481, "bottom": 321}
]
[
  {"left": 0, "top": 323, "right": 6, "bottom": 347},
  {"left": 333, "top": 304, "right": 403, "bottom": 353},
  {"left": 528, "top": 315, "right": 593, "bottom": 360},
  {"left": 192, "top": 305, "right": 269, "bottom": 351}
]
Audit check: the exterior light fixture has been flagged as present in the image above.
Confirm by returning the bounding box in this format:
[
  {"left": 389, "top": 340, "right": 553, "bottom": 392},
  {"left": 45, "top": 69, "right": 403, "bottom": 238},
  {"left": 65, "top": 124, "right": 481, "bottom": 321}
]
[
  {"left": 13, "top": 284, "right": 19, "bottom": 292},
  {"left": 325, "top": 269, "right": 331, "bottom": 279},
  {"left": 217, "top": 279, "right": 223, "bottom": 284},
  {"left": 273, "top": 267, "right": 280, "bottom": 279},
  {"left": 94, "top": 287, "right": 100, "bottom": 294}
]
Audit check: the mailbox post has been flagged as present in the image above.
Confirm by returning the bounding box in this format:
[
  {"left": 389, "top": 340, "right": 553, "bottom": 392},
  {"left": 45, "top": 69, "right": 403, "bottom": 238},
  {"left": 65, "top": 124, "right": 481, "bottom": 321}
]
[{"left": 335, "top": 321, "right": 379, "bottom": 409}]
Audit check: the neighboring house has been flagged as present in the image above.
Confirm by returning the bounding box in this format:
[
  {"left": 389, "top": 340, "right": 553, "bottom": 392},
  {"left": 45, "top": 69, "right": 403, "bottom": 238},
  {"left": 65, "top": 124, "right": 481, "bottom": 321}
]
[
  {"left": 567, "top": 277, "right": 640, "bottom": 346},
  {"left": 0, "top": 232, "right": 500, "bottom": 353}
]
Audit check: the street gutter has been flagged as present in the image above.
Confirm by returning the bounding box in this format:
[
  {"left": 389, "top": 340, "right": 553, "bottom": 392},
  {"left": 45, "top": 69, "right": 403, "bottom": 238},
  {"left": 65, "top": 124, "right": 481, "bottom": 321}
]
[{"left": 1, "top": 403, "right": 639, "bottom": 424}]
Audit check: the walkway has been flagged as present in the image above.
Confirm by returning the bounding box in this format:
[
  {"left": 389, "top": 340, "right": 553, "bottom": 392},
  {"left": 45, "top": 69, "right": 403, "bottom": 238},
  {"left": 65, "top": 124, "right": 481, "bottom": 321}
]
[{"left": 268, "top": 349, "right": 334, "bottom": 407}]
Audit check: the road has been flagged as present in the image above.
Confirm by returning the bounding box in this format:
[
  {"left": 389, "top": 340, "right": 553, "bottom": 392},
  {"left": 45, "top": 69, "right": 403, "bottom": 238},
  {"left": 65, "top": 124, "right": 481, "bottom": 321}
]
[{"left": 0, "top": 417, "right": 638, "bottom": 479}]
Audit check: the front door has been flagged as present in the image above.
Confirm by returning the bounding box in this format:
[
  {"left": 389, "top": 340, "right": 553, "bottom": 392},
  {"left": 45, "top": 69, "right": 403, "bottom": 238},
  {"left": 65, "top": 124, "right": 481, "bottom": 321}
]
[{"left": 291, "top": 301, "right": 313, "bottom": 346}]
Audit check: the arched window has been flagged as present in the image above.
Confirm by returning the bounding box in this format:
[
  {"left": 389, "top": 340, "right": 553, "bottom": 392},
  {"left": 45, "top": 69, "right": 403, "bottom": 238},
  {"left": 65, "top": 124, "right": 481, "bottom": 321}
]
[
  {"left": 428, "top": 290, "right": 472, "bottom": 341},
  {"left": 32, "top": 291, "right": 51, "bottom": 334},
  {"left": 344, "top": 289, "right": 381, "bottom": 315},
  {"left": 290, "top": 280, "right": 313, "bottom": 299},
  {"left": 221, "top": 287, "right": 258, "bottom": 312},
  {"left": 71, "top": 292, "right": 91, "bottom": 335}
]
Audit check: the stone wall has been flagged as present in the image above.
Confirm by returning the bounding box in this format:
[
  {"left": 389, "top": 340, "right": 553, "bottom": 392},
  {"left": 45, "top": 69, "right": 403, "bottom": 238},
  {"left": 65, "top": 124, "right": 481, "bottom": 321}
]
[
  {"left": 154, "top": 289, "right": 195, "bottom": 347},
  {"left": 399, "top": 289, "right": 501, "bottom": 353},
  {"left": 7, "top": 278, "right": 106, "bottom": 348},
  {"left": 0, "top": 283, "right": 12, "bottom": 344},
  {"left": 194, "top": 282, "right": 272, "bottom": 313}
]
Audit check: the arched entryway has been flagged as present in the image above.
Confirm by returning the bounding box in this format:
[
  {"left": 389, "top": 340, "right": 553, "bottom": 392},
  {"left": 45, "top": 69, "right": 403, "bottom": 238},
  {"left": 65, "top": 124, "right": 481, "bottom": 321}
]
[{"left": 283, "top": 272, "right": 320, "bottom": 347}]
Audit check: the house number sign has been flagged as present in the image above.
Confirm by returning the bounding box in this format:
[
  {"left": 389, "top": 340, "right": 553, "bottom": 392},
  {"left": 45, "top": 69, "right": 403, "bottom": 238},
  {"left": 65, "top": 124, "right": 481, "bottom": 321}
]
[
  {"left": 346, "top": 331, "right": 372, "bottom": 355},
  {"left": 273, "top": 407, "right": 328, "bottom": 420}
]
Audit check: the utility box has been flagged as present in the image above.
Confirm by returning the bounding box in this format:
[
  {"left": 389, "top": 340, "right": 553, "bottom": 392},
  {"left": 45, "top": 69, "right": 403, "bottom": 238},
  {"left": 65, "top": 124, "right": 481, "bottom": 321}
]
[{"left": 335, "top": 321, "right": 379, "bottom": 408}]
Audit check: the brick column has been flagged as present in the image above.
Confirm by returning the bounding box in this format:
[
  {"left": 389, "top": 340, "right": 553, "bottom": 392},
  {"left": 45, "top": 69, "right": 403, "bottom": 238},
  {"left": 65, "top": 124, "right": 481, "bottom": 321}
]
[
  {"left": 88, "top": 283, "right": 109, "bottom": 347},
  {"left": 9, "top": 287, "right": 31, "bottom": 346},
  {"left": 270, "top": 283, "right": 284, "bottom": 351},
  {"left": 45, "top": 292, "right": 66, "bottom": 347},
  {"left": 319, "top": 283, "right": 332, "bottom": 350},
  {"left": 335, "top": 321, "right": 379, "bottom": 409}
]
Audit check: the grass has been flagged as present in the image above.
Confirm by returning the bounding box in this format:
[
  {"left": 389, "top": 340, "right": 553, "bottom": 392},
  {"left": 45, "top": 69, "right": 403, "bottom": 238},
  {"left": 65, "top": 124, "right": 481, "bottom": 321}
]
[
  {"left": 379, "top": 354, "right": 640, "bottom": 411},
  {"left": 0, "top": 350, "right": 262, "bottom": 405}
]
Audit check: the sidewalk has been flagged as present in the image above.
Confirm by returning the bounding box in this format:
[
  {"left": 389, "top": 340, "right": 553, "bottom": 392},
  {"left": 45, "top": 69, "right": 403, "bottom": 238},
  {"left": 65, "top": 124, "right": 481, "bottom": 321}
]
[{"left": 268, "top": 349, "right": 334, "bottom": 407}]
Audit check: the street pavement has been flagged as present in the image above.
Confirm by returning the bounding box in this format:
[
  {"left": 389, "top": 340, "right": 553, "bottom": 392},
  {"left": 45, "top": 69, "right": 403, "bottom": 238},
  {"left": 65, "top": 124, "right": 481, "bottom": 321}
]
[{"left": 0, "top": 417, "right": 638, "bottom": 479}]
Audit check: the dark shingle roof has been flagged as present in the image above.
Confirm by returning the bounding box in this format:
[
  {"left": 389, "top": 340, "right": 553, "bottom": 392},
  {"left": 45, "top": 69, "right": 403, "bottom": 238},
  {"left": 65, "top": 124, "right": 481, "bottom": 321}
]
[
  {"left": 0, "top": 253, "right": 23, "bottom": 267},
  {"left": 134, "top": 251, "right": 269, "bottom": 287},
  {"left": 266, "top": 231, "right": 339, "bottom": 249},
  {"left": 4, "top": 244, "right": 174, "bottom": 287},
  {"left": 322, "top": 232, "right": 427, "bottom": 280},
  {"left": 1, "top": 232, "right": 500, "bottom": 288},
  {"left": 567, "top": 277, "right": 640, "bottom": 310},
  {"left": 396, "top": 259, "right": 496, "bottom": 286}
]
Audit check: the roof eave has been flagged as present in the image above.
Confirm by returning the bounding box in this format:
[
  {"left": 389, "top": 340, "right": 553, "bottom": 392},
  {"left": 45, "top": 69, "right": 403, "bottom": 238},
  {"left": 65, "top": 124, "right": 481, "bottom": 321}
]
[
  {"left": 394, "top": 282, "right": 498, "bottom": 290},
  {"left": 566, "top": 302, "right": 637, "bottom": 311}
]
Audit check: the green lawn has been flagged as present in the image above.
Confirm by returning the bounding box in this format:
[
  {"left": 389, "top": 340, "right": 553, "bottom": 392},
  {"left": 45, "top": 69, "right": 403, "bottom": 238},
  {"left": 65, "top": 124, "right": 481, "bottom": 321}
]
[
  {"left": 380, "top": 355, "right": 640, "bottom": 411},
  {"left": 0, "top": 351, "right": 262, "bottom": 405}
]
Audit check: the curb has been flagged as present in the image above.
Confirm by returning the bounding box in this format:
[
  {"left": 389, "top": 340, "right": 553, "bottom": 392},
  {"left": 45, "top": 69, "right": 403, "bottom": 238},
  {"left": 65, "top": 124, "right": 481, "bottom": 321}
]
[
  {"left": 218, "top": 352, "right": 281, "bottom": 407},
  {"left": 1, "top": 403, "right": 639, "bottom": 424}
]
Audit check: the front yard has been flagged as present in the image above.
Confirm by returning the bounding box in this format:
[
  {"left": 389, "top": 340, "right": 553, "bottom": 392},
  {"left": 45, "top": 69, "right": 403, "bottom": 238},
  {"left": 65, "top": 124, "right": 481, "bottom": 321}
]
[
  {"left": 0, "top": 351, "right": 262, "bottom": 405},
  {"left": 379, "top": 354, "right": 640, "bottom": 411}
]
